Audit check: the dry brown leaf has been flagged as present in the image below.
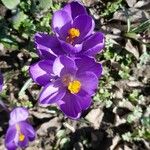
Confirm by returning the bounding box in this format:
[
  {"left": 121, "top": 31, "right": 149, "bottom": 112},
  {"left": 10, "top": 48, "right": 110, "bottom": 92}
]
[
  {"left": 85, "top": 108, "right": 104, "bottom": 129},
  {"left": 134, "top": 0, "right": 150, "bottom": 9},
  {"left": 113, "top": 8, "right": 149, "bottom": 23},
  {"left": 37, "top": 117, "right": 61, "bottom": 136},
  {"left": 125, "top": 0, "right": 137, "bottom": 7},
  {"left": 125, "top": 39, "right": 139, "bottom": 59},
  {"left": 110, "top": 136, "right": 121, "bottom": 150}
]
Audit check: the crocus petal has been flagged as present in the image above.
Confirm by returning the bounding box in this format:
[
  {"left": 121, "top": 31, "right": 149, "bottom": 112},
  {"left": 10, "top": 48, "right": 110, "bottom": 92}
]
[
  {"left": 57, "top": 93, "right": 82, "bottom": 119},
  {"left": 75, "top": 56, "right": 103, "bottom": 78},
  {"left": 52, "top": 10, "right": 72, "bottom": 35},
  {"left": 0, "top": 72, "right": 3, "bottom": 92},
  {"left": 76, "top": 71, "right": 98, "bottom": 95},
  {"left": 57, "top": 22, "right": 72, "bottom": 41},
  {"left": 82, "top": 32, "right": 105, "bottom": 56},
  {"left": 35, "top": 33, "right": 64, "bottom": 59},
  {"left": 39, "top": 80, "right": 66, "bottom": 105},
  {"left": 29, "top": 60, "right": 53, "bottom": 86},
  {"left": 73, "top": 15, "right": 95, "bottom": 44},
  {"left": 53, "top": 56, "right": 77, "bottom": 77},
  {"left": 76, "top": 89, "right": 92, "bottom": 110},
  {"left": 63, "top": 1, "right": 87, "bottom": 20},
  {"left": 9, "top": 107, "right": 29, "bottom": 126},
  {"left": 60, "top": 40, "right": 82, "bottom": 54},
  {"left": 20, "top": 122, "right": 35, "bottom": 141},
  {"left": 5, "top": 125, "right": 17, "bottom": 150}
]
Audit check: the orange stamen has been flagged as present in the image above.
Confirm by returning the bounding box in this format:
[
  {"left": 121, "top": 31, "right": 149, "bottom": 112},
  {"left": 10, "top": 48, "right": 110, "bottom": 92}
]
[{"left": 66, "top": 28, "right": 80, "bottom": 44}]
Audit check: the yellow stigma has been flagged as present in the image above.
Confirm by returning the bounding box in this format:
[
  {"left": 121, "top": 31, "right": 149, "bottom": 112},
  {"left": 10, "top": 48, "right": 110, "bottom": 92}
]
[
  {"left": 16, "top": 124, "right": 25, "bottom": 142},
  {"left": 68, "top": 28, "right": 80, "bottom": 39},
  {"left": 66, "top": 28, "right": 80, "bottom": 44},
  {"left": 68, "top": 80, "right": 81, "bottom": 94},
  {"left": 19, "top": 133, "right": 25, "bottom": 141}
]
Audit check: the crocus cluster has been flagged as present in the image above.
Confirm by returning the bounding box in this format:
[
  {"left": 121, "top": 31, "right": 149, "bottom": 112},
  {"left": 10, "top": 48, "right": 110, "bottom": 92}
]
[
  {"left": 30, "top": 1, "right": 104, "bottom": 119},
  {"left": 5, "top": 107, "right": 35, "bottom": 150}
]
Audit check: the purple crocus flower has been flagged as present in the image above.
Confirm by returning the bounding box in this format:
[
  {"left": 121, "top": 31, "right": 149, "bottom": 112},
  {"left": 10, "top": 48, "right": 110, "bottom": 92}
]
[
  {"left": 52, "top": 1, "right": 104, "bottom": 55},
  {"left": 5, "top": 107, "right": 35, "bottom": 150},
  {"left": 34, "top": 2, "right": 104, "bottom": 59},
  {"left": 30, "top": 55, "right": 102, "bottom": 119},
  {"left": 0, "top": 71, "right": 3, "bottom": 92}
]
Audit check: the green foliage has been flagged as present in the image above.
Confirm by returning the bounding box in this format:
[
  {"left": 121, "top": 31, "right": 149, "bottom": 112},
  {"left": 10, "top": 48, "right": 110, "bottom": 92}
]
[
  {"left": 95, "top": 37, "right": 133, "bottom": 107},
  {"left": 130, "top": 20, "right": 150, "bottom": 34},
  {"left": 56, "top": 130, "right": 66, "bottom": 139},
  {"left": 127, "top": 106, "right": 142, "bottom": 123},
  {"left": 141, "top": 117, "right": 150, "bottom": 128},
  {"left": 118, "top": 54, "right": 132, "bottom": 79},
  {"left": 123, "top": 114, "right": 150, "bottom": 141},
  {"left": 125, "top": 20, "right": 150, "bottom": 47},
  {"left": 122, "top": 127, "right": 150, "bottom": 142},
  {"left": 139, "top": 51, "right": 150, "bottom": 65},
  {"left": 129, "top": 90, "right": 139, "bottom": 102},
  {"left": 16, "top": 100, "right": 33, "bottom": 108},
  {"left": 18, "top": 78, "right": 33, "bottom": 97},
  {"left": 0, "top": 0, "right": 60, "bottom": 51},
  {"left": 103, "top": 49, "right": 114, "bottom": 60},
  {"left": 1, "top": 0, "right": 20, "bottom": 9},
  {"left": 34, "top": 0, "right": 53, "bottom": 11},
  {"left": 59, "top": 138, "right": 70, "bottom": 149},
  {"left": 12, "top": 11, "right": 28, "bottom": 30},
  {"left": 94, "top": 66, "right": 114, "bottom": 108},
  {"left": 101, "top": 0, "right": 122, "bottom": 17},
  {"left": 122, "top": 132, "right": 132, "bottom": 142},
  {"left": 56, "top": 130, "right": 70, "bottom": 150},
  {"left": 21, "top": 65, "right": 29, "bottom": 77},
  {"left": 119, "top": 64, "right": 130, "bottom": 79},
  {"left": 0, "top": 90, "right": 7, "bottom": 99}
]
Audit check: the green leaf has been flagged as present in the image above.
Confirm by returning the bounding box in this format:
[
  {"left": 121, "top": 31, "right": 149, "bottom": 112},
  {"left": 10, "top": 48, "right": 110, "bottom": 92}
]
[
  {"left": 131, "top": 20, "right": 150, "bottom": 33},
  {"left": 101, "top": 0, "right": 122, "bottom": 17},
  {"left": 56, "top": 130, "right": 66, "bottom": 138},
  {"left": 127, "top": 106, "right": 142, "bottom": 123},
  {"left": 105, "top": 100, "right": 113, "bottom": 108},
  {"left": 39, "top": 0, "right": 52, "bottom": 10},
  {"left": 18, "top": 78, "right": 32, "bottom": 97},
  {"left": 141, "top": 117, "right": 150, "bottom": 128},
  {"left": 129, "top": 90, "right": 139, "bottom": 102},
  {"left": 30, "top": 52, "right": 39, "bottom": 58},
  {"left": 34, "top": 0, "right": 53, "bottom": 11},
  {"left": 12, "top": 11, "right": 28, "bottom": 30},
  {"left": 1, "top": 0, "right": 20, "bottom": 10},
  {"left": 139, "top": 51, "right": 150, "bottom": 65},
  {"left": 122, "top": 132, "right": 132, "bottom": 142},
  {"left": 60, "top": 138, "right": 70, "bottom": 147}
]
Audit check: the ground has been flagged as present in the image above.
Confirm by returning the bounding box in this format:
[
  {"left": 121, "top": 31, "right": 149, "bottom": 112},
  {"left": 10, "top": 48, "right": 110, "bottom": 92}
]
[{"left": 0, "top": 0, "right": 150, "bottom": 150}]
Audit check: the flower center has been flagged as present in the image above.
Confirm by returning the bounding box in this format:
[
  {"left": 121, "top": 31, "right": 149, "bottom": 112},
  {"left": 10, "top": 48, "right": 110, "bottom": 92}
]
[
  {"left": 16, "top": 124, "right": 25, "bottom": 142},
  {"left": 19, "top": 133, "right": 25, "bottom": 142},
  {"left": 68, "top": 80, "right": 81, "bottom": 94},
  {"left": 66, "top": 28, "right": 80, "bottom": 44},
  {"left": 68, "top": 28, "right": 80, "bottom": 39}
]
